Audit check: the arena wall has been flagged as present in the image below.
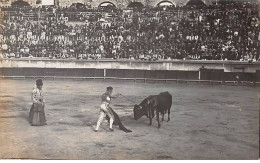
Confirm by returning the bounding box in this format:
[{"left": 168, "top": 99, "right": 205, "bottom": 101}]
[
  {"left": 0, "top": 59, "right": 259, "bottom": 84},
  {"left": 0, "top": 67, "right": 258, "bottom": 84},
  {"left": 0, "top": 59, "right": 259, "bottom": 73}
]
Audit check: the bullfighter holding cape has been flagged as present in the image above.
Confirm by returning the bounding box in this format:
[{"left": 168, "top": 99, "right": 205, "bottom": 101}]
[{"left": 95, "top": 86, "right": 131, "bottom": 133}]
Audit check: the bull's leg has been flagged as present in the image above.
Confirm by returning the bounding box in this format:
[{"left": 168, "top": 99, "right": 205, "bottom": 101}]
[
  {"left": 149, "top": 103, "right": 152, "bottom": 126},
  {"left": 151, "top": 110, "right": 155, "bottom": 118},
  {"left": 162, "top": 110, "right": 168, "bottom": 121},
  {"left": 168, "top": 109, "right": 171, "bottom": 122},
  {"left": 156, "top": 110, "right": 161, "bottom": 128},
  {"left": 149, "top": 118, "right": 152, "bottom": 125},
  {"left": 161, "top": 113, "right": 164, "bottom": 121}
]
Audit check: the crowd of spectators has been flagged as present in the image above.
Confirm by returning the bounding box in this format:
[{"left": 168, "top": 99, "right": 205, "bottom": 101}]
[{"left": 0, "top": 1, "right": 259, "bottom": 61}]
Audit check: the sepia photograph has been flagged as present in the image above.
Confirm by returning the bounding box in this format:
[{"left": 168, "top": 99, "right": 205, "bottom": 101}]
[{"left": 0, "top": 0, "right": 259, "bottom": 160}]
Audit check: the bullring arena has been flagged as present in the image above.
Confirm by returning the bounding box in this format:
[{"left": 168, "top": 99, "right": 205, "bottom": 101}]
[
  {"left": 0, "top": 59, "right": 259, "bottom": 159},
  {"left": 0, "top": 77, "right": 259, "bottom": 159},
  {"left": 0, "top": 0, "right": 259, "bottom": 160}
]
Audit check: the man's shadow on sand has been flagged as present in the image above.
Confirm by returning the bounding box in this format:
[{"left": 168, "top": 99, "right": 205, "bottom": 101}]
[
  {"left": 16, "top": 106, "right": 147, "bottom": 130},
  {"left": 19, "top": 112, "right": 30, "bottom": 123}
]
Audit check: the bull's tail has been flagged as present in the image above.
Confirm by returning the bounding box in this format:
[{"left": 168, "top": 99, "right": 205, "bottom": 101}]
[{"left": 106, "top": 107, "right": 132, "bottom": 133}]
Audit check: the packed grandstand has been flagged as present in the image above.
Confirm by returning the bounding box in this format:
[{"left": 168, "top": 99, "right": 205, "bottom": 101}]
[{"left": 0, "top": 0, "right": 259, "bottom": 61}]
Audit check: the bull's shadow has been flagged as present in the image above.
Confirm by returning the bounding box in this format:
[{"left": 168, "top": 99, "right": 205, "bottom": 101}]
[
  {"left": 116, "top": 112, "right": 170, "bottom": 128},
  {"left": 128, "top": 114, "right": 171, "bottom": 128}
]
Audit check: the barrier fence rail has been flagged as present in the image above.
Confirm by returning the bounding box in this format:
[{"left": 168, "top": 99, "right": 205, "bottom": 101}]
[{"left": 0, "top": 68, "right": 258, "bottom": 86}]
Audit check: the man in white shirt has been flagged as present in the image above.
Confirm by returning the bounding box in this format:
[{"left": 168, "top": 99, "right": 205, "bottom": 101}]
[{"left": 95, "top": 87, "right": 120, "bottom": 132}]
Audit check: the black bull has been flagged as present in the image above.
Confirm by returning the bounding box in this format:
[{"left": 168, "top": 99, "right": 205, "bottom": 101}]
[{"left": 133, "top": 92, "right": 172, "bottom": 128}]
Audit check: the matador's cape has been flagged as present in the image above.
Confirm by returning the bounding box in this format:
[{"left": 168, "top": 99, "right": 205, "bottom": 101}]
[{"left": 106, "top": 107, "right": 132, "bottom": 133}]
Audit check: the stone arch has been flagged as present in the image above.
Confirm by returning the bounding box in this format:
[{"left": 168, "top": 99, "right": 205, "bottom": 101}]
[
  {"left": 11, "top": 0, "right": 30, "bottom": 7},
  {"left": 185, "top": 0, "right": 206, "bottom": 6},
  {"left": 92, "top": 0, "right": 118, "bottom": 8},
  {"left": 151, "top": 0, "right": 181, "bottom": 7},
  {"left": 98, "top": 1, "right": 117, "bottom": 8},
  {"left": 127, "top": 1, "right": 144, "bottom": 8},
  {"left": 157, "top": 0, "right": 176, "bottom": 7}
]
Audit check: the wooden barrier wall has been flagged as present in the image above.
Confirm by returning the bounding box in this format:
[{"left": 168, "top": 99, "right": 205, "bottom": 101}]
[{"left": 0, "top": 68, "right": 258, "bottom": 83}]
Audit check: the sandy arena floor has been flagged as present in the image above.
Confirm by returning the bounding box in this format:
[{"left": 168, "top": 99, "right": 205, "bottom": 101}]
[{"left": 0, "top": 78, "right": 259, "bottom": 159}]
